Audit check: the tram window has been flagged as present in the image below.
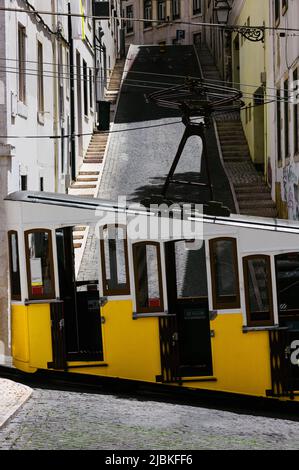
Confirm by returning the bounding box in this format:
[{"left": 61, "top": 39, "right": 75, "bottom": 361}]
[
  {"left": 133, "top": 242, "right": 164, "bottom": 313},
  {"left": 175, "top": 241, "right": 208, "bottom": 298},
  {"left": 100, "top": 225, "right": 130, "bottom": 296},
  {"left": 243, "top": 255, "right": 274, "bottom": 326},
  {"left": 275, "top": 253, "right": 299, "bottom": 316},
  {"left": 209, "top": 238, "right": 240, "bottom": 309},
  {"left": 25, "top": 229, "right": 55, "bottom": 300},
  {"left": 8, "top": 231, "right": 21, "bottom": 301}
]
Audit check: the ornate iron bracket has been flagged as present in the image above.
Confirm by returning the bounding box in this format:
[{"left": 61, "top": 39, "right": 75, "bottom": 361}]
[{"left": 227, "top": 26, "right": 265, "bottom": 43}]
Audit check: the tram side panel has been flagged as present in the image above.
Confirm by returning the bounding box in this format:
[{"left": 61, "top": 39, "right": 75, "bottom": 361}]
[{"left": 11, "top": 303, "right": 53, "bottom": 373}]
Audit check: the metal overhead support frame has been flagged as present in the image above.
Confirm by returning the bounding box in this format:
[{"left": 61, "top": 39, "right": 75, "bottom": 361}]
[{"left": 147, "top": 77, "right": 244, "bottom": 214}]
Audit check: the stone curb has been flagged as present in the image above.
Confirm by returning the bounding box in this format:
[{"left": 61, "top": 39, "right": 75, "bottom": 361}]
[{"left": 0, "top": 379, "right": 33, "bottom": 428}]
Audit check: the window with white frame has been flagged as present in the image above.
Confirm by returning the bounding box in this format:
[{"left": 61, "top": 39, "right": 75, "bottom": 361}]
[
  {"left": 193, "top": 0, "right": 202, "bottom": 16},
  {"left": 144, "top": 0, "right": 152, "bottom": 29},
  {"left": 158, "top": 0, "right": 166, "bottom": 21},
  {"left": 172, "top": 0, "right": 180, "bottom": 20},
  {"left": 126, "top": 5, "right": 134, "bottom": 34}
]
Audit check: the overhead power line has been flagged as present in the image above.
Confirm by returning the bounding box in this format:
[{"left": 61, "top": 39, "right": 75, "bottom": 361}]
[
  {"left": 1, "top": 5, "right": 299, "bottom": 34},
  {"left": 0, "top": 64, "right": 295, "bottom": 105}
]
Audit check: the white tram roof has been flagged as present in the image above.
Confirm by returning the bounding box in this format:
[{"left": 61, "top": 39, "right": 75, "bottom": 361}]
[{"left": 5, "top": 191, "right": 299, "bottom": 237}]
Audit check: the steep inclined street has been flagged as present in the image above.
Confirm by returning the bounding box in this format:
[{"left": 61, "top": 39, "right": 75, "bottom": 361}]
[{"left": 1, "top": 387, "right": 299, "bottom": 450}]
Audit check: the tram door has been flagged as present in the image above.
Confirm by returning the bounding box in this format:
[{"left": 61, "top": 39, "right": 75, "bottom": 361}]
[
  {"left": 56, "top": 227, "right": 103, "bottom": 361},
  {"left": 275, "top": 253, "right": 299, "bottom": 391},
  {"left": 165, "top": 241, "right": 213, "bottom": 378}
]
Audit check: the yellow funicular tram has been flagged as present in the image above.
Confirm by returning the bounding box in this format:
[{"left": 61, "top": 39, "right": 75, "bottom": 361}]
[{"left": 5, "top": 191, "right": 299, "bottom": 401}]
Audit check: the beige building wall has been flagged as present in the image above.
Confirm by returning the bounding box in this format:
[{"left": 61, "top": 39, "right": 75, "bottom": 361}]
[{"left": 122, "top": 0, "right": 204, "bottom": 46}]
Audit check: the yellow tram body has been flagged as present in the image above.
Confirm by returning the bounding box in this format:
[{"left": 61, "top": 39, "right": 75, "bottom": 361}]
[{"left": 5, "top": 192, "right": 299, "bottom": 402}]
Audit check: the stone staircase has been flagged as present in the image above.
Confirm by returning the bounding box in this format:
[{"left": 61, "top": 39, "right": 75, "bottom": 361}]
[
  {"left": 197, "top": 45, "right": 277, "bottom": 218},
  {"left": 104, "top": 58, "right": 126, "bottom": 105}
]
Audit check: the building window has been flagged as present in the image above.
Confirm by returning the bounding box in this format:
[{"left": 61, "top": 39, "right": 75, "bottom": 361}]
[
  {"left": 243, "top": 255, "right": 274, "bottom": 327},
  {"left": 89, "top": 69, "right": 93, "bottom": 109},
  {"left": 133, "top": 242, "right": 164, "bottom": 313},
  {"left": 8, "top": 231, "right": 21, "bottom": 301},
  {"left": 275, "top": 0, "right": 280, "bottom": 24},
  {"left": 144, "top": 0, "right": 152, "bottom": 29},
  {"left": 18, "top": 24, "right": 26, "bottom": 103},
  {"left": 37, "top": 41, "right": 44, "bottom": 113},
  {"left": 284, "top": 78, "right": 289, "bottom": 159},
  {"left": 100, "top": 225, "right": 130, "bottom": 296},
  {"left": 126, "top": 5, "right": 134, "bottom": 34},
  {"left": 25, "top": 229, "right": 55, "bottom": 300},
  {"left": 83, "top": 59, "right": 88, "bottom": 116},
  {"left": 193, "top": 0, "right": 202, "bottom": 15},
  {"left": 294, "top": 68, "right": 299, "bottom": 155},
  {"left": 276, "top": 87, "right": 282, "bottom": 163},
  {"left": 171, "top": 0, "right": 180, "bottom": 20},
  {"left": 40, "top": 177, "right": 44, "bottom": 192},
  {"left": 209, "top": 238, "right": 240, "bottom": 310},
  {"left": 276, "top": 253, "right": 299, "bottom": 317},
  {"left": 158, "top": 0, "right": 166, "bottom": 21},
  {"left": 21, "top": 175, "right": 27, "bottom": 190}
]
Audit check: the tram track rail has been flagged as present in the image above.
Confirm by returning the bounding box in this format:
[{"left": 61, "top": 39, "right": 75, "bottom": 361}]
[{"left": 1, "top": 365, "right": 299, "bottom": 422}]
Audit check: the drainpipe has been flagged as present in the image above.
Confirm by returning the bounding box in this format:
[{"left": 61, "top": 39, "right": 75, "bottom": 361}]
[
  {"left": 68, "top": 2, "right": 76, "bottom": 182},
  {"left": 52, "top": 0, "right": 59, "bottom": 192}
]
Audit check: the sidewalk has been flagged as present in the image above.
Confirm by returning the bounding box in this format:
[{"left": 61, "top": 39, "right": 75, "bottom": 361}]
[{"left": 0, "top": 379, "right": 32, "bottom": 428}]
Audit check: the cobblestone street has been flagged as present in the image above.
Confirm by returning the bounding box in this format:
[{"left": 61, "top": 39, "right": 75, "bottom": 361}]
[{"left": 1, "top": 387, "right": 299, "bottom": 450}]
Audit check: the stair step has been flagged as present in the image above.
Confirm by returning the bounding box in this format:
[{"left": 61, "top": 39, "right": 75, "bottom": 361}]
[
  {"left": 74, "top": 243, "right": 82, "bottom": 249},
  {"left": 74, "top": 225, "right": 86, "bottom": 231},
  {"left": 79, "top": 171, "right": 100, "bottom": 175},
  {"left": 77, "top": 177, "right": 98, "bottom": 182},
  {"left": 73, "top": 234, "right": 84, "bottom": 240},
  {"left": 237, "top": 192, "right": 273, "bottom": 201},
  {"left": 240, "top": 208, "right": 278, "bottom": 218},
  {"left": 71, "top": 183, "right": 97, "bottom": 189},
  {"left": 238, "top": 199, "right": 276, "bottom": 209},
  {"left": 234, "top": 184, "right": 270, "bottom": 193}
]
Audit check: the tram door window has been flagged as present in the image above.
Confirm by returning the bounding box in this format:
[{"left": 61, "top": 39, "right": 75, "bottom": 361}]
[
  {"left": 100, "top": 225, "right": 130, "bottom": 296},
  {"left": 243, "top": 255, "right": 274, "bottom": 327},
  {"left": 8, "top": 231, "right": 21, "bottom": 301},
  {"left": 165, "top": 241, "right": 213, "bottom": 377},
  {"left": 209, "top": 238, "right": 240, "bottom": 310},
  {"left": 275, "top": 253, "right": 299, "bottom": 388},
  {"left": 133, "top": 242, "right": 164, "bottom": 313},
  {"left": 56, "top": 227, "right": 103, "bottom": 361},
  {"left": 25, "top": 229, "right": 55, "bottom": 300},
  {"left": 275, "top": 253, "right": 299, "bottom": 318}
]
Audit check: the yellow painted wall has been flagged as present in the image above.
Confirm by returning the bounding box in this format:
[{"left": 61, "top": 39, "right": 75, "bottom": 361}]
[{"left": 232, "top": 1, "right": 268, "bottom": 168}]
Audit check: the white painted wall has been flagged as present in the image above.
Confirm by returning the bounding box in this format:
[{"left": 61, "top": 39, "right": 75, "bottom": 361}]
[{"left": 3, "top": 0, "right": 71, "bottom": 195}]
